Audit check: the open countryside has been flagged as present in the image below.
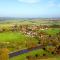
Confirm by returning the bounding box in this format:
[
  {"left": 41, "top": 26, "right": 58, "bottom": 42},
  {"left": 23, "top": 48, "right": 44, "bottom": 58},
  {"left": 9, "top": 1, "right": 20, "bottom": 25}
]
[
  {"left": 0, "top": 19, "right": 60, "bottom": 60},
  {"left": 0, "top": 0, "right": 60, "bottom": 60}
]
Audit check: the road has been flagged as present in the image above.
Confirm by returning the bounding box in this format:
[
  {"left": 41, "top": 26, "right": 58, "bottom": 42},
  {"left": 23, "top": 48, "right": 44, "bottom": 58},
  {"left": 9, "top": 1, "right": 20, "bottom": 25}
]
[{"left": 9, "top": 45, "right": 44, "bottom": 58}]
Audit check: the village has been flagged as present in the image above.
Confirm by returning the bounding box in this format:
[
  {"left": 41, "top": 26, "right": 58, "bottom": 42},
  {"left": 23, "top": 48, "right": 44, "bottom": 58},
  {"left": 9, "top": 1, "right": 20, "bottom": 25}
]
[{"left": 0, "top": 23, "right": 60, "bottom": 60}]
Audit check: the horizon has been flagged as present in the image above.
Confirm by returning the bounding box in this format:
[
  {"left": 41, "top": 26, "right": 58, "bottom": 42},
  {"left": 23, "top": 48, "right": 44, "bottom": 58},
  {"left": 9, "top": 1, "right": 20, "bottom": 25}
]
[{"left": 0, "top": 0, "right": 60, "bottom": 18}]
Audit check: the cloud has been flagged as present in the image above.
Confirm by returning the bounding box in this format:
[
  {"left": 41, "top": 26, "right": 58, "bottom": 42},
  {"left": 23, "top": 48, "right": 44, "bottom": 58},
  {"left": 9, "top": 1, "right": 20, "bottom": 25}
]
[{"left": 18, "top": 0, "right": 40, "bottom": 4}]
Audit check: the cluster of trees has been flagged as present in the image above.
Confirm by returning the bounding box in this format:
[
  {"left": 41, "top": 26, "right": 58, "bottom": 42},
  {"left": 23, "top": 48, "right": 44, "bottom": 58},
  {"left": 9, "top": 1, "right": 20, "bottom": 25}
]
[{"left": 35, "top": 31, "right": 60, "bottom": 55}]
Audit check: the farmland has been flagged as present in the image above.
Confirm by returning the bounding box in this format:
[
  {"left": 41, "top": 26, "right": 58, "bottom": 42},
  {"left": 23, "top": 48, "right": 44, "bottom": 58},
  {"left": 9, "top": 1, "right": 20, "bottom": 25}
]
[{"left": 0, "top": 19, "right": 60, "bottom": 60}]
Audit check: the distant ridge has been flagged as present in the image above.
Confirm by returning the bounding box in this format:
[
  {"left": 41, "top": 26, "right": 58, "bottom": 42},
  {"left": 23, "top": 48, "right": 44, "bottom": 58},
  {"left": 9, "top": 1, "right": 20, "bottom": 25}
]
[{"left": 0, "top": 17, "right": 60, "bottom": 21}]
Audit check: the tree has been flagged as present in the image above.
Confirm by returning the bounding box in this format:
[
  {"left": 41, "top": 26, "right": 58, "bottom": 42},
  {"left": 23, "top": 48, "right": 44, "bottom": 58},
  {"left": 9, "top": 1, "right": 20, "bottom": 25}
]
[
  {"left": 46, "top": 46, "right": 56, "bottom": 54},
  {"left": 0, "top": 48, "right": 9, "bottom": 60}
]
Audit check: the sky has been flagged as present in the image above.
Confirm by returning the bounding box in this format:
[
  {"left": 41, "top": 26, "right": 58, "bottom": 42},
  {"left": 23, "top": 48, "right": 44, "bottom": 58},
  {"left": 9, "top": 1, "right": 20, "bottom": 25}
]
[{"left": 0, "top": 0, "right": 60, "bottom": 18}]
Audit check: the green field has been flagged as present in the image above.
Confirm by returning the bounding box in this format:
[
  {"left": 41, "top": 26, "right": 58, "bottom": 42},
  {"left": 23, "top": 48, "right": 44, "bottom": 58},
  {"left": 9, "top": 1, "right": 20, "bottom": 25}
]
[
  {"left": 0, "top": 32, "right": 37, "bottom": 42},
  {"left": 39, "top": 28, "right": 60, "bottom": 35},
  {"left": 0, "top": 32, "right": 25, "bottom": 42}
]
